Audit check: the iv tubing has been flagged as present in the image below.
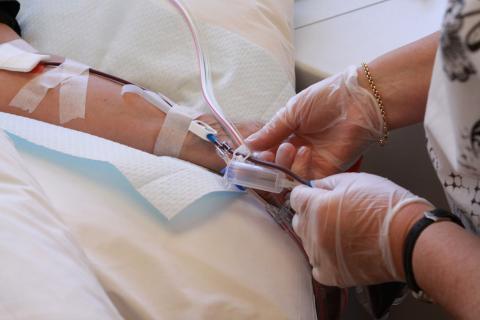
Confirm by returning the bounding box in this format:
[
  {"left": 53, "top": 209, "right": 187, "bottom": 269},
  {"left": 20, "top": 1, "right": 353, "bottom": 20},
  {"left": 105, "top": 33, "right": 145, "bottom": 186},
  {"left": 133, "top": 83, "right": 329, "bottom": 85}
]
[{"left": 167, "top": 0, "right": 246, "bottom": 149}]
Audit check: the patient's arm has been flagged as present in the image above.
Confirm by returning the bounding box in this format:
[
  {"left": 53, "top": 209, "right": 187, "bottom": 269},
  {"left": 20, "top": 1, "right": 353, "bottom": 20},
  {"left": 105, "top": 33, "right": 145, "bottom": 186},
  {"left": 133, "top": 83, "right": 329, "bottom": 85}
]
[{"left": 0, "top": 24, "right": 260, "bottom": 172}]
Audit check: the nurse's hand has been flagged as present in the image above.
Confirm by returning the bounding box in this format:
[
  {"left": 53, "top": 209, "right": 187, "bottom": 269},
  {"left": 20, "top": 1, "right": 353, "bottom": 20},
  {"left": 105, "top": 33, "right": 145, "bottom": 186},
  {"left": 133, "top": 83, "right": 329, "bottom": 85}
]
[
  {"left": 245, "top": 66, "right": 383, "bottom": 179},
  {"left": 290, "top": 172, "right": 433, "bottom": 287}
]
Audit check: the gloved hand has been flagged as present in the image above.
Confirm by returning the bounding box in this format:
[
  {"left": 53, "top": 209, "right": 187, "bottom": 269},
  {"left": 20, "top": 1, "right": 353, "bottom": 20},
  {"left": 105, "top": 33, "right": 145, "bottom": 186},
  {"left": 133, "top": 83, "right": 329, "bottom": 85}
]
[
  {"left": 246, "top": 66, "right": 383, "bottom": 179},
  {"left": 290, "top": 172, "right": 433, "bottom": 288}
]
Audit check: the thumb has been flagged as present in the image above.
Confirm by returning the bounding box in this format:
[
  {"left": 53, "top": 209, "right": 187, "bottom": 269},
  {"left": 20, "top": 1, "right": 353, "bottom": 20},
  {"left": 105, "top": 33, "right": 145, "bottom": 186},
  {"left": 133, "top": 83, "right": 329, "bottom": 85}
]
[
  {"left": 290, "top": 185, "right": 328, "bottom": 214},
  {"left": 245, "top": 109, "right": 294, "bottom": 151},
  {"left": 312, "top": 173, "right": 350, "bottom": 191}
]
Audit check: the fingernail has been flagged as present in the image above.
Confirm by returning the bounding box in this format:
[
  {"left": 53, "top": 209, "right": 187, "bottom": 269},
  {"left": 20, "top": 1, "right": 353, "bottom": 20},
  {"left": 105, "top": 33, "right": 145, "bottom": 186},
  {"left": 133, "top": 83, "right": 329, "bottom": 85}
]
[
  {"left": 244, "top": 134, "right": 256, "bottom": 144},
  {"left": 292, "top": 214, "right": 300, "bottom": 232}
]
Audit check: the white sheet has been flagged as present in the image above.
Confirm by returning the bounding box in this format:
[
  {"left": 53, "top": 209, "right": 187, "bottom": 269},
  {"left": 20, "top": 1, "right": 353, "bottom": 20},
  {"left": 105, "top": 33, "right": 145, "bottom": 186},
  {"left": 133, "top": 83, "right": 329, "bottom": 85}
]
[
  {"left": 0, "top": 113, "right": 234, "bottom": 219},
  {"left": 0, "top": 131, "right": 122, "bottom": 320},
  {"left": 10, "top": 133, "right": 317, "bottom": 320}
]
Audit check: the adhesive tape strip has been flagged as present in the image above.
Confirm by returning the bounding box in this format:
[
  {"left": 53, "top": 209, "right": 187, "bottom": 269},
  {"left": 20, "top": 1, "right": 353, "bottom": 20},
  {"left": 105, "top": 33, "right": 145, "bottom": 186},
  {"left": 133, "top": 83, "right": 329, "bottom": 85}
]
[
  {"left": 59, "top": 68, "right": 89, "bottom": 124},
  {"left": 121, "top": 84, "right": 173, "bottom": 114},
  {"left": 8, "top": 39, "right": 39, "bottom": 53},
  {"left": 10, "top": 59, "right": 89, "bottom": 115},
  {"left": 154, "top": 105, "right": 201, "bottom": 157},
  {"left": 122, "top": 85, "right": 204, "bottom": 157},
  {"left": 0, "top": 43, "right": 50, "bottom": 72}
]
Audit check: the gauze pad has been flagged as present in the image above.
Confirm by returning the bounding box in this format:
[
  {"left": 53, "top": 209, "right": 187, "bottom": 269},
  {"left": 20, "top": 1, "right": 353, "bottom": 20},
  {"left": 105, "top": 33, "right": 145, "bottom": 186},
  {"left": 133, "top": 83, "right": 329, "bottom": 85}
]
[
  {"left": 0, "top": 112, "right": 237, "bottom": 219},
  {"left": 0, "top": 42, "right": 50, "bottom": 72}
]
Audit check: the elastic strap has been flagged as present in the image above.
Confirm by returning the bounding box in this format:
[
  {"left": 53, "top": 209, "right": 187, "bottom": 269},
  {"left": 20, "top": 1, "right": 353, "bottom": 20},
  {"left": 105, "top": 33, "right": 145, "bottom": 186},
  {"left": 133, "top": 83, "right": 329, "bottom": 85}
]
[{"left": 403, "top": 208, "right": 464, "bottom": 296}]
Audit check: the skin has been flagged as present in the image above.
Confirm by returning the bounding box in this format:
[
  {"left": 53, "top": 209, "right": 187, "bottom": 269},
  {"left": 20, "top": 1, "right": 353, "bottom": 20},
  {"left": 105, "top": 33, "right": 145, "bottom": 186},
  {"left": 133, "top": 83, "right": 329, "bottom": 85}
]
[{"left": 0, "top": 24, "right": 261, "bottom": 173}]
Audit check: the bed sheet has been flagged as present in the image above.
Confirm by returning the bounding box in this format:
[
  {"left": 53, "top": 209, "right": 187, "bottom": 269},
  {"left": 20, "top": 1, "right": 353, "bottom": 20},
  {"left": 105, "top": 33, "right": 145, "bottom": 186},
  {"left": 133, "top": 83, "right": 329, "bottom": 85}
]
[
  {"left": 0, "top": 131, "right": 122, "bottom": 320},
  {"left": 10, "top": 134, "right": 317, "bottom": 320}
]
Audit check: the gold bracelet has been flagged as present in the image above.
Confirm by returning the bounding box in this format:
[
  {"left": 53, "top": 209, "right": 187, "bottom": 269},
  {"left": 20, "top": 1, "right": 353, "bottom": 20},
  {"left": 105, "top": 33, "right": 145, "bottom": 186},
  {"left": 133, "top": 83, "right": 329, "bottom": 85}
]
[{"left": 361, "top": 62, "right": 389, "bottom": 146}]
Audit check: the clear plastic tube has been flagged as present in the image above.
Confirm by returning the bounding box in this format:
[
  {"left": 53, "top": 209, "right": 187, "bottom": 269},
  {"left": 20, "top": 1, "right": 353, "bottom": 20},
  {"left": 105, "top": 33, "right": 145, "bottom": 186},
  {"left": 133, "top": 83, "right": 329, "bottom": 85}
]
[
  {"left": 225, "top": 161, "right": 296, "bottom": 193},
  {"left": 168, "top": 0, "right": 246, "bottom": 150}
]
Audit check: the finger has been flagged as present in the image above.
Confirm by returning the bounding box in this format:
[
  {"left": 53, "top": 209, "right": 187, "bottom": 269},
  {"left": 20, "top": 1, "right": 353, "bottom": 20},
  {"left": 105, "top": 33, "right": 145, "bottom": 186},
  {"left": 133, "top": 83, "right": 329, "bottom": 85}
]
[
  {"left": 291, "top": 213, "right": 306, "bottom": 239},
  {"left": 292, "top": 146, "right": 312, "bottom": 178},
  {"left": 290, "top": 185, "right": 327, "bottom": 214},
  {"left": 245, "top": 109, "right": 294, "bottom": 151},
  {"left": 275, "top": 142, "right": 296, "bottom": 168},
  {"left": 312, "top": 267, "right": 340, "bottom": 287},
  {"left": 312, "top": 172, "right": 353, "bottom": 190},
  {"left": 255, "top": 150, "right": 275, "bottom": 162}
]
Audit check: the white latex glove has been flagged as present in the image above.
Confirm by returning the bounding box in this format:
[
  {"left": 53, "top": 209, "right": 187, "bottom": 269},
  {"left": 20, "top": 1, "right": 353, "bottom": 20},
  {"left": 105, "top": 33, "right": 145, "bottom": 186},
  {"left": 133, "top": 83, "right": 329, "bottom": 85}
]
[
  {"left": 290, "top": 172, "right": 432, "bottom": 288},
  {"left": 246, "top": 66, "right": 383, "bottom": 179}
]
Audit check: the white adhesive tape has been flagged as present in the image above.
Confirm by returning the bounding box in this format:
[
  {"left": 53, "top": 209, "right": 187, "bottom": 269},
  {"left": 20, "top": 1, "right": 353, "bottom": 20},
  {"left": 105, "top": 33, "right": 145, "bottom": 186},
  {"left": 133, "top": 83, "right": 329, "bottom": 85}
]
[
  {"left": 8, "top": 39, "right": 39, "bottom": 53},
  {"left": 10, "top": 59, "right": 89, "bottom": 120},
  {"left": 121, "top": 84, "right": 173, "bottom": 114},
  {"left": 0, "top": 43, "right": 50, "bottom": 72},
  {"left": 121, "top": 85, "right": 205, "bottom": 157},
  {"left": 154, "top": 105, "right": 201, "bottom": 157},
  {"left": 59, "top": 69, "right": 89, "bottom": 124}
]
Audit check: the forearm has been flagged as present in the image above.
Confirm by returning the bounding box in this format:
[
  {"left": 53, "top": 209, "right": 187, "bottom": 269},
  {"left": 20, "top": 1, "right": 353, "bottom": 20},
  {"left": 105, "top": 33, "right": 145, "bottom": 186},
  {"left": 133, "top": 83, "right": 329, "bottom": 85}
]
[
  {"left": 357, "top": 32, "right": 440, "bottom": 129},
  {"left": 0, "top": 64, "right": 164, "bottom": 153},
  {"left": 391, "top": 204, "right": 480, "bottom": 319},
  {"left": 0, "top": 23, "right": 19, "bottom": 42},
  {"left": 0, "top": 24, "right": 230, "bottom": 172},
  {"left": 414, "top": 222, "right": 480, "bottom": 319},
  {"left": 0, "top": 24, "right": 164, "bottom": 153}
]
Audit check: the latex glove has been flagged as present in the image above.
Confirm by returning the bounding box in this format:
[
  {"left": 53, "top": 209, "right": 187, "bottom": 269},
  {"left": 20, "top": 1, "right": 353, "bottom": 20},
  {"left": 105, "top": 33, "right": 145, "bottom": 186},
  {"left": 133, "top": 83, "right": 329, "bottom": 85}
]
[
  {"left": 246, "top": 66, "right": 383, "bottom": 179},
  {"left": 290, "top": 172, "right": 432, "bottom": 288}
]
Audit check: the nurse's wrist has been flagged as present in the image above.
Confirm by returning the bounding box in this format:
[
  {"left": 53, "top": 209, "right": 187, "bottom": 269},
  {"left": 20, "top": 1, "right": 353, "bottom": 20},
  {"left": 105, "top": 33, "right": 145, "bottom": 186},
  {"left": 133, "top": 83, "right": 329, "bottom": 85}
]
[{"left": 389, "top": 202, "right": 434, "bottom": 280}]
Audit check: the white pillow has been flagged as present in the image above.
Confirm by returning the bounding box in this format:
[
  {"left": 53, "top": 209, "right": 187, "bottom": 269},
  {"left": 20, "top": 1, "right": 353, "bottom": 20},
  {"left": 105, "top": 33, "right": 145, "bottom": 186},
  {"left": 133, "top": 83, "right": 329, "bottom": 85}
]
[
  {"left": 183, "top": 0, "right": 295, "bottom": 81},
  {"left": 17, "top": 0, "right": 295, "bottom": 123},
  {"left": 0, "top": 131, "right": 121, "bottom": 320}
]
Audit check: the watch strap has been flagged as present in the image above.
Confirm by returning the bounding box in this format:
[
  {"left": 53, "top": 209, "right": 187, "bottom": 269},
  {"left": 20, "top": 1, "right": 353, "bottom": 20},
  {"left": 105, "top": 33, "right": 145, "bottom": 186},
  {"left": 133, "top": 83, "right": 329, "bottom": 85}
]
[{"left": 403, "top": 208, "right": 463, "bottom": 294}]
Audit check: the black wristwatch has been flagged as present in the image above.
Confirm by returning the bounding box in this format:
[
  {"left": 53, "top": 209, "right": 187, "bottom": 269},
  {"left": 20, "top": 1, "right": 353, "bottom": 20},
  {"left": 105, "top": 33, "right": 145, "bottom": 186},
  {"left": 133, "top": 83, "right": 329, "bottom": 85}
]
[{"left": 403, "top": 208, "right": 464, "bottom": 300}]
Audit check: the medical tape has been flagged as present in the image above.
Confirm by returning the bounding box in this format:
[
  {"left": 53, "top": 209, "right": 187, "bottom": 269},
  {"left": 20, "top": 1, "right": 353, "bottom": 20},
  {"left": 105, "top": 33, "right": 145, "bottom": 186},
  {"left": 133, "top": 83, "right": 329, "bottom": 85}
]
[
  {"left": 121, "top": 84, "right": 218, "bottom": 152},
  {"left": 8, "top": 39, "right": 39, "bottom": 53},
  {"left": 59, "top": 68, "right": 90, "bottom": 124},
  {"left": 10, "top": 59, "right": 89, "bottom": 118},
  {"left": 154, "top": 105, "right": 201, "bottom": 157},
  {"left": 0, "top": 42, "right": 50, "bottom": 72},
  {"left": 121, "top": 84, "right": 172, "bottom": 114}
]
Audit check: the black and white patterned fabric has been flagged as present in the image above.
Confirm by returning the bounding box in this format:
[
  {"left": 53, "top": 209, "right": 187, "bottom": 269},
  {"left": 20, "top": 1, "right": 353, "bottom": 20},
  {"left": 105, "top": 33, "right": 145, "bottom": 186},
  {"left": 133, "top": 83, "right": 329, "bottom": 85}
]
[{"left": 425, "top": 0, "right": 480, "bottom": 233}]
